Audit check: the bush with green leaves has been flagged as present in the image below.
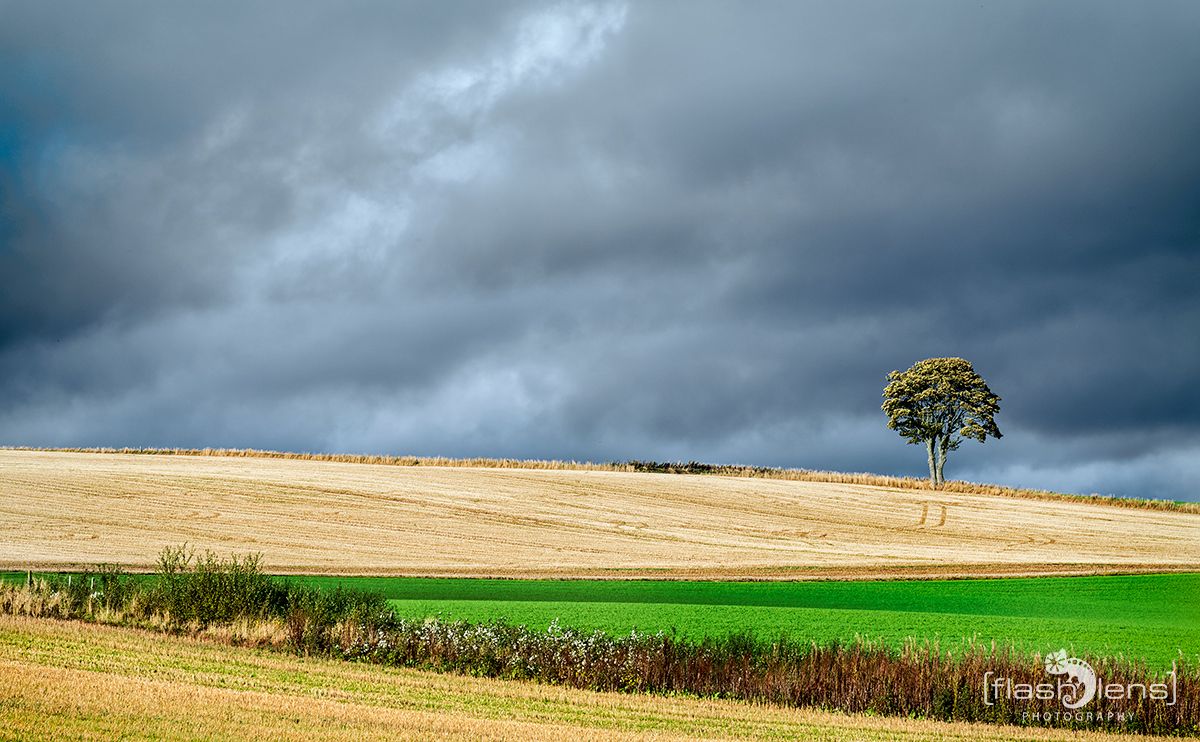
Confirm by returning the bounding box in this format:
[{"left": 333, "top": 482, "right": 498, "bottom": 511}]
[{"left": 138, "top": 545, "right": 289, "bottom": 627}]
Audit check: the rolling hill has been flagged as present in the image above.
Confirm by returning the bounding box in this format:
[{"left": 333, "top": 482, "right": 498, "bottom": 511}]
[{"left": 1, "top": 449, "right": 1197, "bottom": 577}]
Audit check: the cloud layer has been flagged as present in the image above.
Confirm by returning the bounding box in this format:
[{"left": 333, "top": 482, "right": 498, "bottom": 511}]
[{"left": 2, "top": 1, "right": 1198, "bottom": 499}]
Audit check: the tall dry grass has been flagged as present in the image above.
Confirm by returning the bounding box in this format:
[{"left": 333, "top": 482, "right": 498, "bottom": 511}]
[
  {"left": 346, "top": 619, "right": 1196, "bottom": 735},
  {"left": 10, "top": 445, "right": 1196, "bottom": 514}
]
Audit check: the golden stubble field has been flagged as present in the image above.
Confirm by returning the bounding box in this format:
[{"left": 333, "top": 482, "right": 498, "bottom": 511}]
[{"left": 1, "top": 449, "right": 1198, "bottom": 576}]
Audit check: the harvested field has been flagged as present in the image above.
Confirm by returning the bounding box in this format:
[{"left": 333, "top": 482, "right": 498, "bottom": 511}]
[
  {"left": 0, "top": 615, "right": 1175, "bottom": 741},
  {"left": 1, "top": 449, "right": 1198, "bottom": 577},
  {"left": 16, "top": 445, "right": 1198, "bottom": 513}
]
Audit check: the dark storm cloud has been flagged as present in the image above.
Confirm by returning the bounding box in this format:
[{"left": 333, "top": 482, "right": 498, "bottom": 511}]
[{"left": 1, "top": 1, "right": 1198, "bottom": 499}]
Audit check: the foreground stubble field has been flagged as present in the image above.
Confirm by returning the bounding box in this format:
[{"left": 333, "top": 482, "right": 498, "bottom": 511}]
[
  {"left": 0, "top": 615, "right": 1177, "bottom": 742},
  {"left": 1, "top": 450, "right": 1198, "bottom": 576}
]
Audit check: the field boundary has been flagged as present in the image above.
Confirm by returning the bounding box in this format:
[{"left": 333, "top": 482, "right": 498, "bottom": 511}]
[
  {"left": 3, "top": 562, "right": 1198, "bottom": 581},
  {"left": 6, "top": 445, "right": 1196, "bottom": 514}
]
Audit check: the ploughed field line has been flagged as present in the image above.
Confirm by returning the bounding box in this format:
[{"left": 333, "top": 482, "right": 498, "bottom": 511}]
[{"left": 2, "top": 449, "right": 1198, "bottom": 578}]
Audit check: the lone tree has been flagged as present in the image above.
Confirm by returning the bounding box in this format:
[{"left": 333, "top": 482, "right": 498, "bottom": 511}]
[{"left": 881, "top": 357, "right": 1001, "bottom": 486}]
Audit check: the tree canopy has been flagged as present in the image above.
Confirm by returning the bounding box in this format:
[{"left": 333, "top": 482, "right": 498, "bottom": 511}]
[{"left": 881, "top": 357, "right": 1001, "bottom": 486}]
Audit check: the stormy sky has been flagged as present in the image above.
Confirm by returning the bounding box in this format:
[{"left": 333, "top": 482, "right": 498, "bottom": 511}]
[{"left": 2, "top": 1, "right": 1198, "bottom": 500}]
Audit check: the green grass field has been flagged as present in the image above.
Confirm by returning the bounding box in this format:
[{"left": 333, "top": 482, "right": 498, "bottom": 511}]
[
  {"left": 7, "top": 571, "right": 1195, "bottom": 668},
  {"left": 289, "top": 573, "right": 1199, "bottom": 668}
]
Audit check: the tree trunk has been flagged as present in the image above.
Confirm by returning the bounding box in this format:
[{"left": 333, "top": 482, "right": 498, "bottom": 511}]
[
  {"left": 926, "top": 438, "right": 937, "bottom": 486},
  {"left": 936, "top": 439, "right": 949, "bottom": 485}
]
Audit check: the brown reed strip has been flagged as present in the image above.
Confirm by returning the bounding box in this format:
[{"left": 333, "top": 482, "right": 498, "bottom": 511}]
[{"left": 350, "top": 621, "right": 1197, "bottom": 735}]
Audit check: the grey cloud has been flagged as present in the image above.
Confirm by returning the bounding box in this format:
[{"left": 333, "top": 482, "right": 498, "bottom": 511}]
[{"left": 1, "top": 1, "right": 1198, "bottom": 499}]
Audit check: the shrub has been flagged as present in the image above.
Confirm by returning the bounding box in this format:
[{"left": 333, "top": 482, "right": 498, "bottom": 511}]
[
  {"left": 138, "top": 545, "right": 289, "bottom": 627},
  {"left": 283, "top": 583, "right": 391, "bottom": 653}
]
